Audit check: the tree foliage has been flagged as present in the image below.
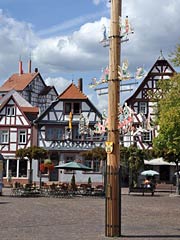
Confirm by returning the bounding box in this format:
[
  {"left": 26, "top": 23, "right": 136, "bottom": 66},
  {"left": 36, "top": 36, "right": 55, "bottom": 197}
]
[
  {"left": 169, "top": 43, "right": 180, "bottom": 67},
  {"left": 153, "top": 74, "right": 180, "bottom": 157},
  {"left": 153, "top": 73, "right": 180, "bottom": 194},
  {"left": 81, "top": 147, "right": 106, "bottom": 161},
  {"left": 16, "top": 146, "right": 48, "bottom": 184}
]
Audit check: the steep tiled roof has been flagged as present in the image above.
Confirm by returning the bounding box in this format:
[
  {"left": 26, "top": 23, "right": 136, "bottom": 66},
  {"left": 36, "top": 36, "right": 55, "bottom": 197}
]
[
  {"left": 58, "top": 83, "right": 87, "bottom": 100},
  {"left": 0, "top": 72, "right": 38, "bottom": 92},
  {"left": 0, "top": 90, "right": 39, "bottom": 115}
]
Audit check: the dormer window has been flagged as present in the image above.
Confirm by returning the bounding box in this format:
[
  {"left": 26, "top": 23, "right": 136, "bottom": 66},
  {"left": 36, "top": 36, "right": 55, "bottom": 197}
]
[
  {"left": 64, "top": 102, "right": 81, "bottom": 114},
  {"left": 6, "top": 106, "right": 15, "bottom": 116}
]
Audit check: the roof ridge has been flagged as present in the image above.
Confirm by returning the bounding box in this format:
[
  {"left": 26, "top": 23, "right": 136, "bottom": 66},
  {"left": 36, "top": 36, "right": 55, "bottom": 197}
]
[{"left": 58, "top": 82, "right": 87, "bottom": 99}]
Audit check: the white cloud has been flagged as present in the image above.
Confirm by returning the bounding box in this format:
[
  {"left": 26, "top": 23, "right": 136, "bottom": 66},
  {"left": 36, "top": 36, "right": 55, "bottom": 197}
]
[
  {"left": 0, "top": 9, "right": 38, "bottom": 81},
  {"left": 32, "top": 17, "right": 109, "bottom": 74},
  {"left": 45, "top": 76, "right": 71, "bottom": 94},
  {"left": 0, "top": 1, "right": 180, "bottom": 113}
]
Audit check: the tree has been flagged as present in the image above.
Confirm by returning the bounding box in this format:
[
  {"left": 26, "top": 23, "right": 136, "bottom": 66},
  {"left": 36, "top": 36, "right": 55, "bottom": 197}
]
[
  {"left": 16, "top": 146, "right": 48, "bottom": 184},
  {"left": 120, "top": 146, "right": 148, "bottom": 187},
  {"left": 153, "top": 73, "right": 180, "bottom": 194},
  {"left": 169, "top": 43, "right": 180, "bottom": 67}
]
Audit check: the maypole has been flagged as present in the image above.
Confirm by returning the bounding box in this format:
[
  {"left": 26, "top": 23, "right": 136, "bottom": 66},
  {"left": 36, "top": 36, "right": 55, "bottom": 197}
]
[{"left": 105, "top": 0, "right": 121, "bottom": 237}]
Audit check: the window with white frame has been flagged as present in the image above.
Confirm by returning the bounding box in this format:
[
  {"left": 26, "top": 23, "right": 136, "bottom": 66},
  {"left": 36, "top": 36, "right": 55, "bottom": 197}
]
[
  {"left": 138, "top": 102, "right": 148, "bottom": 114},
  {"left": 6, "top": 106, "right": 15, "bottom": 116},
  {"left": 142, "top": 131, "right": 151, "bottom": 142},
  {"left": 18, "top": 130, "right": 27, "bottom": 144},
  {"left": 0, "top": 130, "right": 9, "bottom": 143}
]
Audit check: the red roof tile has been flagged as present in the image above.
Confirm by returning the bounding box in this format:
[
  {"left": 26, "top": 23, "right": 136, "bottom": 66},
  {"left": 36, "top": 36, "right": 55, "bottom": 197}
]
[
  {"left": 58, "top": 83, "right": 87, "bottom": 100},
  {"left": 0, "top": 73, "right": 38, "bottom": 91},
  {"left": 20, "top": 107, "right": 39, "bottom": 113}
]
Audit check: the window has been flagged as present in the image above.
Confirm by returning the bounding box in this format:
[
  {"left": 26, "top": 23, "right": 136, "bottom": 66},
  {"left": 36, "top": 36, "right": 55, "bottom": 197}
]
[
  {"left": 84, "top": 159, "right": 100, "bottom": 172},
  {"left": 18, "top": 130, "right": 26, "bottom": 144},
  {"left": 9, "top": 160, "right": 17, "bottom": 177},
  {"left": 84, "top": 160, "right": 92, "bottom": 169},
  {"left": 46, "top": 127, "right": 64, "bottom": 140},
  {"left": 6, "top": 106, "right": 15, "bottom": 116},
  {"left": 19, "top": 160, "right": 27, "bottom": 177},
  {"left": 93, "top": 160, "right": 100, "bottom": 172},
  {"left": 64, "top": 156, "right": 74, "bottom": 174},
  {"left": 138, "top": 102, "right": 147, "bottom": 114},
  {"left": 64, "top": 102, "right": 81, "bottom": 114},
  {"left": 65, "top": 103, "right": 71, "bottom": 114},
  {"left": 0, "top": 130, "right": 9, "bottom": 143},
  {"left": 3, "top": 160, "right": 7, "bottom": 177},
  {"left": 74, "top": 103, "right": 80, "bottom": 114},
  {"left": 142, "top": 131, "right": 151, "bottom": 142}
]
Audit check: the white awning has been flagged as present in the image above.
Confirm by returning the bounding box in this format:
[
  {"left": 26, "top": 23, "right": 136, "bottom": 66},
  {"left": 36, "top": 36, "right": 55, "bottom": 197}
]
[{"left": 144, "top": 157, "right": 176, "bottom": 166}]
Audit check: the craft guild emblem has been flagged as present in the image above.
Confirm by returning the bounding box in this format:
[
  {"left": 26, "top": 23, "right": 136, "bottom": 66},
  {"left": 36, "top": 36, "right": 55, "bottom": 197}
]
[{"left": 105, "top": 141, "right": 114, "bottom": 154}]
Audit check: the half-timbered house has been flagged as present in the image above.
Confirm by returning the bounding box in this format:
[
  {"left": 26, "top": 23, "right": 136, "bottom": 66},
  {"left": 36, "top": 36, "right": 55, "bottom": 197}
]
[
  {"left": 0, "top": 60, "right": 58, "bottom": 113},
  {"left": 124, "top": 53, "right": 176, "bottom": 183},
  {"left": 0, "top": 90, "right": 39, "bottom": 185},
  {"left": 35, "top": 78, "right": 106, "bottom": 184}
]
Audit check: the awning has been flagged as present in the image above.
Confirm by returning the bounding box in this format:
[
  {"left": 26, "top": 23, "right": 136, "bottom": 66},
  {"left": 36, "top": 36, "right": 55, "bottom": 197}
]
[{"left": 144, "top": 157, "right": 176, "bottom": 166}]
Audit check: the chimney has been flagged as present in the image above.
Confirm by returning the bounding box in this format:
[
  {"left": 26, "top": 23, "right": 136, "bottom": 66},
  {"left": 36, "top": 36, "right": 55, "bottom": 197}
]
[
  {"left": 28, "top": 59, "right": 32, "bottom": 73},
  {"left": 19, "top": 60, "right": 23, "bottom": 75},
  {"left": 78, "top": 78, "right": 83, "bottom": 92},
  {"left": 34, "top": 67, "right": 38, "bottom": 73}
]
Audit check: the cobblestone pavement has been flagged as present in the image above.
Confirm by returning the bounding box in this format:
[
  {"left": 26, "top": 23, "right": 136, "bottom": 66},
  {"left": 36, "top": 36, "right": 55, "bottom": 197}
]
[{"left": 0, "top": 188, "right": 180, "bottom": 240}]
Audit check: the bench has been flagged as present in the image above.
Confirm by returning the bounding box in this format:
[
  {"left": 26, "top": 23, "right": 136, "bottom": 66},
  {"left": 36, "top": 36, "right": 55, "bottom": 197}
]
[{"left": 129, "top": 186, "right": 155, "bottom": 196}]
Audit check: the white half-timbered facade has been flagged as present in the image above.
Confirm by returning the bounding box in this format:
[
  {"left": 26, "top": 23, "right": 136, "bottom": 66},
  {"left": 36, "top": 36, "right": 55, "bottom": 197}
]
[
  {"left": 123, "top": 54, "right": 176, "bottom": 183},
  {"left": 124, "top": 54, "right": 176, "bottom": 150},
  {"left": 0, "top": 90, "right": 39, "bottom": 185},
  {"left": 35, "top": 79, "right": 105, "bottom": 184}
]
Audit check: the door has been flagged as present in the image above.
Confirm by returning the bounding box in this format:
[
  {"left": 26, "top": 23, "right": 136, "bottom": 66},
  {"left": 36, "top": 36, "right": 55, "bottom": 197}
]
[{"left": 159, "top": 165, "right": 170, "bottom": 182}]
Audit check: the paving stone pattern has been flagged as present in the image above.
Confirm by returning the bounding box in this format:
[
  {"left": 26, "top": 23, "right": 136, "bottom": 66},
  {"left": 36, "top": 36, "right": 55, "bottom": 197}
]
[{"left": 0, "top": 188, "right": 180, "bottom": 240}]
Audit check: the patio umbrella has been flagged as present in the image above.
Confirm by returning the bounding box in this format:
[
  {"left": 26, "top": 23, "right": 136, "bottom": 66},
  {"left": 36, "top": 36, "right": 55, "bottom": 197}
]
[
  {"left": 55, "top": 161, "right": 92, "bottom": 190},
  {"left": 55, "top": 161, "right": 92, "bottom": 171},
  {"left": 174, "top": 171, "right": 180, "bottom": 176},
  {"left": 141, "top": 170, "right": 159, "bottom": 176}
]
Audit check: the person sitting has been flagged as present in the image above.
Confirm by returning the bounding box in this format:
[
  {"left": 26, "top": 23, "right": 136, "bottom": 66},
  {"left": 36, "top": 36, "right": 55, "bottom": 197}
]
[{"left": 144, "top": 179, "right": 151, "bottom": 188}]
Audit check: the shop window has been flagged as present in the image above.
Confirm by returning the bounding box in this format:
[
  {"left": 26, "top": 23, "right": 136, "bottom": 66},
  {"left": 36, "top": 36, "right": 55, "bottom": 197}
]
[
  {"left": 9, "top": 160, "right": 17, "bottom": 177},
  {"left": 19, "top": 160, "right": 27, "bottom": 177},
  {"left": 3, "top": 160, "right": 7, "bottom": 177}
]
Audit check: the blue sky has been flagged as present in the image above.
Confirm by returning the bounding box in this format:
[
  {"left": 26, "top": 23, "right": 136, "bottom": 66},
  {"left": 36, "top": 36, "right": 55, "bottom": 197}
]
[{"left": 0, "top": 0, "right": 180, "bottom": 112}]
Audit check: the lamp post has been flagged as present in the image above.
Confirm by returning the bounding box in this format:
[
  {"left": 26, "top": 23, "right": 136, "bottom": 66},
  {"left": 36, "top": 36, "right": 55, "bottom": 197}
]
[{"left": 105, "top": 0, "right": 121, "bottom": 237}]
